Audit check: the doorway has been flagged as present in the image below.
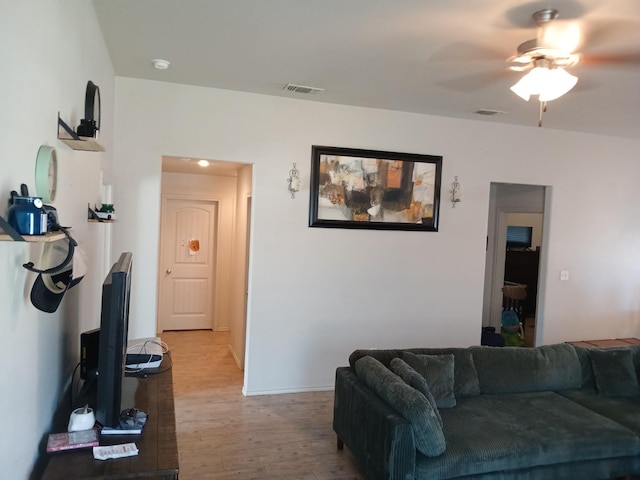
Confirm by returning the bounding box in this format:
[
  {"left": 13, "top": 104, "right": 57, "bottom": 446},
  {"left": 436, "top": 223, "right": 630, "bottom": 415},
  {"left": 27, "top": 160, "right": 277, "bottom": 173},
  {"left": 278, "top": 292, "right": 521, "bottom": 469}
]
[
  {"left": 482, "top": 183, "right": 549, "bottom": 347},
  {"left": 156, "top": 156, "right": 253, "bottom": 371}
]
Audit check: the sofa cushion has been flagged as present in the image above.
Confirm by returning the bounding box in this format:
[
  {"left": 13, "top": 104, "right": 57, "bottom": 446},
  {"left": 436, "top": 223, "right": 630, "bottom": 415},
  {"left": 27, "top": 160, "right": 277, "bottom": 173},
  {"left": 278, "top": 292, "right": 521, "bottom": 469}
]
[
  {"left": 572, "top": 345, "right": 597, "bottom": 390},
  {"left": 354, "top": 356, "right": 446, "bottom": 457},
  {"left": 588, "top": 348, "right": 640, "bottom": 397},
  {"left": 559, "top": 389, "right": 640, "bottom": 435},
  {"left": 406, "top": 348, "right": 481, "bottom": 398},
  {"left": 349, "top": 347, "right": 481, "bottom": 398},
  {"left": 469, "top": 344, "right": 582, "bottom": 394},
  {"left": 349, "top": 349, "right": 402, "bottom": 369},
  {"left": 402, "top": 353, "right": 456, "bottom": 408},
  {"left": 415, "top": 391, "right": 640, "bottom": 479},
  {"left": 390, "top": 358, "right": 443, "bottom": 427}
]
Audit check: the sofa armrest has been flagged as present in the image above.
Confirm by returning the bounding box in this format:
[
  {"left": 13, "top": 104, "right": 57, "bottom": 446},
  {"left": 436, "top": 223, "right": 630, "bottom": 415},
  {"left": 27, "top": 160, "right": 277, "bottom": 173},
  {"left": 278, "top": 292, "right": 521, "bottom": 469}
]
[{"left": 333, "top": 367, "right": 416, "bottom": 480}]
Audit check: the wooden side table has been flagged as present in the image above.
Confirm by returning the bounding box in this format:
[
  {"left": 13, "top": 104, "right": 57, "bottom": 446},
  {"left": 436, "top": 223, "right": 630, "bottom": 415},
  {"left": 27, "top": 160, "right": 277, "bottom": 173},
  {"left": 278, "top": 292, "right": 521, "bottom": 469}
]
[
  {"left": 568, "top": 338, "right": 640, "bottom": 349},
  {"left": 41, "top": 359, "right": 178, "bottom": 479}
]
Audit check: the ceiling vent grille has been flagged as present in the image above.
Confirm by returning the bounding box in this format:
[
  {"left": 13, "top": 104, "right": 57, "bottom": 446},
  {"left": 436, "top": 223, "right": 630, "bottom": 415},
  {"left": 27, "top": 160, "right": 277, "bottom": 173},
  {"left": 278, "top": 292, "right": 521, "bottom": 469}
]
[
  {"left": 284, "top": 84, "right": 324, "bottom": 94},
  {"left": 473, "top": 109, "right": 507, "bottom": 116}
]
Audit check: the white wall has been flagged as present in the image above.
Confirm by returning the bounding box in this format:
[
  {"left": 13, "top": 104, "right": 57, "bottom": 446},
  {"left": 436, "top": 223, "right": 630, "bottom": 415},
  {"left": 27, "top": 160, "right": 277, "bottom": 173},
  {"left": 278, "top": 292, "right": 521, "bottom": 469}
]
[
  {"left": 0, "top": 1, "right": 114, "bottom": 477},
  {"left": 113, "top": 77, "right": 640, "bottom": 395}
]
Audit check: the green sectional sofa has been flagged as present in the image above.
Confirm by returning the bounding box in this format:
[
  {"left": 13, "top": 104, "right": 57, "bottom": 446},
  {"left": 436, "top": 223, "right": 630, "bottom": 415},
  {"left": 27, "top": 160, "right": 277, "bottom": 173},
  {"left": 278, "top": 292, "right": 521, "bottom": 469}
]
[{"left": 333, "top": 343, "right": 640, "bottom": 480}]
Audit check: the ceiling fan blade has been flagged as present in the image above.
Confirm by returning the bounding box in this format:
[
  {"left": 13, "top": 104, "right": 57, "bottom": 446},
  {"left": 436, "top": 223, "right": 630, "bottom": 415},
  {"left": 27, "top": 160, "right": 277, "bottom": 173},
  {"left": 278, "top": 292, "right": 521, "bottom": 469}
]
[
  {"left": 428, "top": 42, "right": 506, "bottom": 64},
  {"left": 581, "top": 19, "right": 640, "bottom": 52},
  {"left": 581, "top": 52, "right": 640, "bottom": 66},
  {"left": 434, "top": 69, "right": 512, "bottom": 93},
  {"left": 570, "top": 75, "right": 601, "bottom": 93},
  {"left": 537, "top": 19, "right": 582, "bottom": 53}
]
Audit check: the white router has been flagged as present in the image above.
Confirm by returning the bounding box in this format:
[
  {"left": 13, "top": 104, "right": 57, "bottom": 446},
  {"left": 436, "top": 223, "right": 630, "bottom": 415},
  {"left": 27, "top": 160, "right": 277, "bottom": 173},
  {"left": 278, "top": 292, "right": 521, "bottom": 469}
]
[{"left": 125, "top": 337, "right": 163, "bottom": 370}]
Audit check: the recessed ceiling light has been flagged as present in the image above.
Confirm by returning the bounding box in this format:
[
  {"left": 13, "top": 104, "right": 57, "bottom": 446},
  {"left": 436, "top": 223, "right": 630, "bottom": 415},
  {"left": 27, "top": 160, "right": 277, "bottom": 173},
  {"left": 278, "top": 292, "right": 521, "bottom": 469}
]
[
  {"left": 198, "top": 160, "right": 210, "bottom": 167},
  {"left": 152, "top": 59, "right": 171, "bottom": 70}
]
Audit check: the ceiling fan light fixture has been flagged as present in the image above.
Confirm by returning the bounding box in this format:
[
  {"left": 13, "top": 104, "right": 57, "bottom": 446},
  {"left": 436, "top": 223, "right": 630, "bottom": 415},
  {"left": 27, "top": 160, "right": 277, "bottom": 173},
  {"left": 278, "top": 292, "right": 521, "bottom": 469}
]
[
  {"left": 539, "top": 68, "right": 578, "bottom": 101},
  {"left": 510, "top": 74, "right": 534, "bottom": 101},
  {"left": 510, "top": 65, "right": 577, "bottom": 102}
]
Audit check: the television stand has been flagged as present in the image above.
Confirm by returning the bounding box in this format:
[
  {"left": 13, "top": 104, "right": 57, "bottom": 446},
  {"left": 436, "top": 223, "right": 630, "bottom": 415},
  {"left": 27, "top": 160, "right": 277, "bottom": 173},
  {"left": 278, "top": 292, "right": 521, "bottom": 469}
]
[{"left": 41, "top": 357, "right": 178, "bottom": 479}]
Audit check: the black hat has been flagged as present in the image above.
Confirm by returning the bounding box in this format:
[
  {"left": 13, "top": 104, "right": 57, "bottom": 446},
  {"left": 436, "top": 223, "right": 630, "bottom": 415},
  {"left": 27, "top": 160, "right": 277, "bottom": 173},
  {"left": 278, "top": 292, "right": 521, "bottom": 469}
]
[{"left": 25, "top": 236, "right": 87, "bottom": 313}]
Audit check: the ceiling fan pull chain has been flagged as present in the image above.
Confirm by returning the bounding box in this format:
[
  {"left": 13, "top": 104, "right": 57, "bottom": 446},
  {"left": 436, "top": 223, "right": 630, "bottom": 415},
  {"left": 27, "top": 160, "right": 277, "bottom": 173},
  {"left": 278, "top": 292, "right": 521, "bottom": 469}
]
[
  {"left": 537, "top": 101, "right": 549, "bottom": 127},
  {"left": 538, "top": 101, "right": 543, "bottom": 127}
]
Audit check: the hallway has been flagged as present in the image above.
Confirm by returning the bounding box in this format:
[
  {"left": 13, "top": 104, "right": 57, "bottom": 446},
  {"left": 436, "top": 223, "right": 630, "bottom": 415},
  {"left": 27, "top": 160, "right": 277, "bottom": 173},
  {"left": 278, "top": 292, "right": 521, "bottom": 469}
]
[{"left": 160, "top": 330, "right": 365, "bottom": 479}]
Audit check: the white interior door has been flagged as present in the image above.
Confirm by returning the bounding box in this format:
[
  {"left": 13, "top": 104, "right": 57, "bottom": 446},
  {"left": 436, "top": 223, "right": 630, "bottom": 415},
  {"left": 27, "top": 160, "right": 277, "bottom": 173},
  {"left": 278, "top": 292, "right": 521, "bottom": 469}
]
[{"left": 160, "top": 197, "right": 217, "bottom": 331}]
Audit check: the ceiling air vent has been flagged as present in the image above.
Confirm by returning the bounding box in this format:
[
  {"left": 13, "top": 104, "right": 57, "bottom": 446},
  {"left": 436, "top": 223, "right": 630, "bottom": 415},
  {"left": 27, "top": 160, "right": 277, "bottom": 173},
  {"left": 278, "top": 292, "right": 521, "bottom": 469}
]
[
  {"left": 284, "top": 84, "right": 324, "bottom": 94},
  {"left": 473, "top": 109, "right": 507, "bottom": 116}
]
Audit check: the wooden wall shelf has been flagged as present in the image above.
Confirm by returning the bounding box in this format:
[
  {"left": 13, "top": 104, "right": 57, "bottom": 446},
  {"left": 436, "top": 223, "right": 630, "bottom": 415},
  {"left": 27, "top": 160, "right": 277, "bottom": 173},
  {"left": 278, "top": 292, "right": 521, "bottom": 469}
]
[
  {"left": 0, "top": 231, "right": 65, "bottom": 242},
  {"left": 87, "top": 204, "right": 116, "bottom": 222},
  {"left": 57, "top": 115, "right": 105, "bottom": 152},
  {"left": 88, "top": 219, "right": 115, "bottom": 224}
]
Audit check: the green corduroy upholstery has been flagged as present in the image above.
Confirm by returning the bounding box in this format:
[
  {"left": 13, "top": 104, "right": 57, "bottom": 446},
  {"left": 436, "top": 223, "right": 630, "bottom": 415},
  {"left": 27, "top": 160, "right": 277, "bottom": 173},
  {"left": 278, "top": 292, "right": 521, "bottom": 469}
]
[
  {"left": 349, "top": 347, "right": 481, "bottom": 398},
  {"left": 402, "top": 352, "right": 456, "bottom": 408},
  {"left": 588, "top": 348, "right": 640, "bottom": 397},
  {"left": 355, "top": 356, "right": 446, "bottom": 457},
  {"left": 470, "top": 344, "right": 582, "bottom": 394},
  {"left": 333, "top": 367, "right": 415, "bottom": 480},
  {"left": 416, "top": 392, "right": 640, "bottom": 479},
  {"left": 390, "top": 357, "right": 443, "bottom": 427},
  {"left": 336, "top": 344, "right": 640, "bottom": 480}
]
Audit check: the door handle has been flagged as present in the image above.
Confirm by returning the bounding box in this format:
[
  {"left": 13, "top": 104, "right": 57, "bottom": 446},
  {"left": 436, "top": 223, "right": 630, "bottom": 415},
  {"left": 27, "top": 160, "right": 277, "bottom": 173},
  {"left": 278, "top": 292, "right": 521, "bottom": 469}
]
[{"left": 166, "top": 269, "right": 172, "bottom": 274}]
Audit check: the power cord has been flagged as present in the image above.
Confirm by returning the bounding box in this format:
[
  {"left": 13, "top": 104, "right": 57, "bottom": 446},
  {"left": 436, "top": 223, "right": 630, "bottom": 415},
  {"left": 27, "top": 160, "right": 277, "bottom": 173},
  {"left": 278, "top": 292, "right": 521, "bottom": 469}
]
[
  {"left": 124, "top": 339, "right": 172, "bottom": 375},
  {"left": 69, "top": 362, "right": 81, "bottom": 411}
]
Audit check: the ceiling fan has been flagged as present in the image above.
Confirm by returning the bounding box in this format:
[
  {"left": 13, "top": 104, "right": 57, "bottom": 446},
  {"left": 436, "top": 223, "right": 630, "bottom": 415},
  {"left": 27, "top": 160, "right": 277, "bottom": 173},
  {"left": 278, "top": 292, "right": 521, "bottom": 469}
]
[
  {"left": 507, "top": 9, "right": 583, "bottom": 126},
  {"left": 504, "top": 7, "right": 640, "bottom": 126}
]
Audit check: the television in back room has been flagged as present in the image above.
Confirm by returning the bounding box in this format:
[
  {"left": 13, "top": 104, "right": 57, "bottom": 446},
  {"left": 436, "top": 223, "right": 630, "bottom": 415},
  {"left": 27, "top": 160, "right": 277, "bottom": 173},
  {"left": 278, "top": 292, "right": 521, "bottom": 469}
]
[
  {"left": 506, "top": 225, "right": 533, "bottom": 250},
  {"left": 95, "top": 251, "right": 133, "bottom": 428}
]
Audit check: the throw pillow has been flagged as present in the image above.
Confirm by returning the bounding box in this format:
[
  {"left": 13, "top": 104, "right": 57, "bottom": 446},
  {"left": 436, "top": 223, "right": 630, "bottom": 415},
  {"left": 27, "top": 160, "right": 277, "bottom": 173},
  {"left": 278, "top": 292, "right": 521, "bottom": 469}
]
[
  {"left": 354, "top": 356, "right": 446, "bottom": 457},
  {"left": 390, "top": 357, "right": 443, "bottom": 427},
  {"left": 588, "top": 348, "right": 640, "bottom": 397},
  {"left": 402, "top": 352, "right": 456, "bottom": 408}
]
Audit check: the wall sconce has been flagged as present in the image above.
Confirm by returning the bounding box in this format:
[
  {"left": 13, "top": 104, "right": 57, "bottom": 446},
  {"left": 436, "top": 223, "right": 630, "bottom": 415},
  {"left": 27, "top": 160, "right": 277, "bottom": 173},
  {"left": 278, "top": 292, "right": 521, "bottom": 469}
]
[
  {"left": 287, "top": 162, "right": 300, "bottom": 199},
  {"left": 450, "top": 176, "right": 461, "bottom": 208}
]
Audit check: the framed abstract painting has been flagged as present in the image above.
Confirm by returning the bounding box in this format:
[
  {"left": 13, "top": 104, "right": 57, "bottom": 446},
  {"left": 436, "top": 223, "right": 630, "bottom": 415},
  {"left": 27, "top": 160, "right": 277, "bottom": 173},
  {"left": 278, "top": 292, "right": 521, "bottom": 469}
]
[{"left": 309, "top": 146, "right": 442, "bottom": 231}]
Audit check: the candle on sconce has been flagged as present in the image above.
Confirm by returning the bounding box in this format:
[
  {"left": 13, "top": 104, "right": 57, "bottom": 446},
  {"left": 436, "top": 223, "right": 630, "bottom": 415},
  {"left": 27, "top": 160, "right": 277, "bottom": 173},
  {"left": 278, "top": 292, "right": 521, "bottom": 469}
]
[{"left": 101, "top": 184, "right": 113, "bottom": 206}]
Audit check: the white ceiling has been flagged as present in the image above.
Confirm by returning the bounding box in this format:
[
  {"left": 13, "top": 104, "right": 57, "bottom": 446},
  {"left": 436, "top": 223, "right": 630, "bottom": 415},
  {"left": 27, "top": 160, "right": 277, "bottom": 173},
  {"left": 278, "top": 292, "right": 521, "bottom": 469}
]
[{"left": 93, "top": 0, "right": 640, "bottom": 141}]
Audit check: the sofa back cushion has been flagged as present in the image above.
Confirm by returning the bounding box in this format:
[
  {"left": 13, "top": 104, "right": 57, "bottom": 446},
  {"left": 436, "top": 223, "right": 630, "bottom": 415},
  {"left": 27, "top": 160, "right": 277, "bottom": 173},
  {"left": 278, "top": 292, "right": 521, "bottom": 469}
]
[
  {"left": 354, "top": 356, "right": 446, "bottom": 457},
  {"left": 401, "top": 353, "right": 456, "bottom": 408},
  {"left": 406, "top": 348, "right": 481, "bottom": 398},
  {"left": 588, "top": 348, "right": 640, "bottom": 397},
  {"left": 572, "top": 346, "right": 597, "bottom": 390},
  {"left": 469, "top": 344, "right": 582, "bottom": 394},
  {"left": 349, "top": 347, "right": 481, "bottom": 398}
]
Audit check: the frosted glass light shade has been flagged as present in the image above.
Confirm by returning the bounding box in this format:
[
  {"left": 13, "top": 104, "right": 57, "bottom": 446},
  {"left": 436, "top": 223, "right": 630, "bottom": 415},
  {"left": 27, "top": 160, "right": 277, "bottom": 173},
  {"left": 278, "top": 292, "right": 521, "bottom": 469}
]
[{"left": 510, "top": 67, "right": 578, "bottom": 102}]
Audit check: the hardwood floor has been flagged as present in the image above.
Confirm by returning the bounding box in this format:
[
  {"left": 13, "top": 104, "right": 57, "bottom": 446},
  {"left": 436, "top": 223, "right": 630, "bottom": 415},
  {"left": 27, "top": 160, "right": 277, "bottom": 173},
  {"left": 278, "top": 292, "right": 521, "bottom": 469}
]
[{"left": 160, "top": 330, "right": 366, "bottom": 480}]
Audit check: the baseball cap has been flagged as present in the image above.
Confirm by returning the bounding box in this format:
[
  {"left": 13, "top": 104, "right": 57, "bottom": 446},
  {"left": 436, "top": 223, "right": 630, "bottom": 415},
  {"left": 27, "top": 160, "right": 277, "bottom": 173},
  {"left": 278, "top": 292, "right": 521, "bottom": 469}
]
[{"left": 25, "top": 234, "right": 87, "bottom": 313}]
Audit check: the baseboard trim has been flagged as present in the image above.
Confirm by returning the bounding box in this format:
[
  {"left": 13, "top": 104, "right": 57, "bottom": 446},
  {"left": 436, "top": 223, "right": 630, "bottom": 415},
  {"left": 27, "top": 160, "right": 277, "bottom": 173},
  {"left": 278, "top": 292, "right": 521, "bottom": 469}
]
[
  {"left": 228, "top": 345, "right": 243, "bottom": 370},
  {"left": 242, "top": 384, "right": 334, "bottom": 396}
]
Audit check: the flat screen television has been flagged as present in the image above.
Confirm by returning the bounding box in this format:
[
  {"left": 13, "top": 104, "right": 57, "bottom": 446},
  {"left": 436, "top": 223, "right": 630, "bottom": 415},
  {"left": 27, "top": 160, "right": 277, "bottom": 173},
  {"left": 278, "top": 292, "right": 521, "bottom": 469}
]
[
  {"left": 95, "top": 252, "right": 133, "bottom": 428},
  {"left": 506, "top": 226, "right": 533, "bottom": 250}
]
